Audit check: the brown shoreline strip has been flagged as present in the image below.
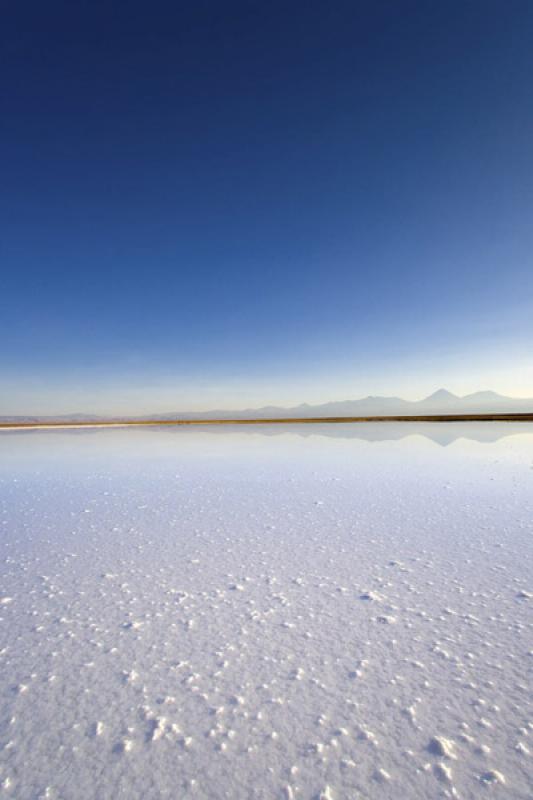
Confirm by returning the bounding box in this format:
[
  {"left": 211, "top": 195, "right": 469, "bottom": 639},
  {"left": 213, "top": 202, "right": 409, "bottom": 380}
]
[{"left": 2, "top": 413, "right": 533, "bottom": 429}]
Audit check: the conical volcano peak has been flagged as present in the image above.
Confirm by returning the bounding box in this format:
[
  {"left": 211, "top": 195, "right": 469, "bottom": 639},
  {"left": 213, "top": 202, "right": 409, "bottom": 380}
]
[{"left": 423, "top": 388, "right": 459, "bottom": 402}]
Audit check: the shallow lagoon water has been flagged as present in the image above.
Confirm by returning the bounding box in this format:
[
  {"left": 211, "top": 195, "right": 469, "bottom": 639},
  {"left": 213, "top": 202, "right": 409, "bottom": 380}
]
[{"left": 1, "top": 424, "right": 532, "bottom": 799}]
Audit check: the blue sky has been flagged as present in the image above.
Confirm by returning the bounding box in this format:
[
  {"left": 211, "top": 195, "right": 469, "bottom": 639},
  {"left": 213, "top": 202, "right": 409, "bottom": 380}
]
[{"left": 2, "top": 1, "right": 533, "bottom": 414}]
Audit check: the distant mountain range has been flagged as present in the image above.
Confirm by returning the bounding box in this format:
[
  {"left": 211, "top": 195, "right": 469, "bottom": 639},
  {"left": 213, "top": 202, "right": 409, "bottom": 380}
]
[{"left": 2, "top": 389, "right": 533, "bottom": 423}]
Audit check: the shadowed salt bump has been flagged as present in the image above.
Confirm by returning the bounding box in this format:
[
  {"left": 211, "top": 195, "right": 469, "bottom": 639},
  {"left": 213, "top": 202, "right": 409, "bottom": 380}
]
[
  {"left": 376, "top": 614, "right": 396, "bottom": 624},
  {"left": 428, "top": 737, "right": 457, "bottom": 759},
  {"left": 402, "top": 705, "right": 417, "bottom": 723},
  {"left": 357, "top": 728, "right": 378, "bottom": 745},
  {"left": 87, "top": 721, "right": 106, "bottom": 737},
  {"left": 516, "top": 590, "right": 532, "bottom": 600},
  {"left": 229, "top": 695, "right": 245, "bottom": 706},
  {"left": 291, "top": 667, "right": 305, "bottom": 680},
  {"left": 146, "top": 717, "right": 167, "bottom": 742},
  {"left": 359, "top": 591, "right": 384, "bottom": 602},
  {"left": 479, "top": 770, "right": 505, "bottom": 785},
  {"left": 340, "top": 758, "right": 356, "bottom": 769},
  {"left": 348, "top": 658, "right": 368, "bottom": 679},
  {"left": 113, "top": 739, "right": 134, "bottom": 754}
]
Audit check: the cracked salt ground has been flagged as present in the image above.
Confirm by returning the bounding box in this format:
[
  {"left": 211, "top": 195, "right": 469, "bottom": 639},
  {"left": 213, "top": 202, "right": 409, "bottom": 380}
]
[{"left": 0, "top": 425, "right": 532, "bottom": 799}]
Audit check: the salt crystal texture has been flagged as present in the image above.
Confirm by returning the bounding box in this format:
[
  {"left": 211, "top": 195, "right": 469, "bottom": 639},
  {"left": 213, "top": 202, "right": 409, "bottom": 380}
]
[{"left": 0, "top": 423, "right": 532, "bottom": 799}]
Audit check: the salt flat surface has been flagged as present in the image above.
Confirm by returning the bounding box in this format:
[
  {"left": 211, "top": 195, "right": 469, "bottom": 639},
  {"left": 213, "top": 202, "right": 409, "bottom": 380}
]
[{"left": 0, "top": 424, "right": 532, "bottom": 800}]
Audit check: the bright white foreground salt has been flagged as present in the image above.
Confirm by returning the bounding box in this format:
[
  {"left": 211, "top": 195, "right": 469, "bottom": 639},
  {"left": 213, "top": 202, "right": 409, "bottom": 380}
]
[{"left": 0, "top": 424, "right": 532, "bottom": 800}]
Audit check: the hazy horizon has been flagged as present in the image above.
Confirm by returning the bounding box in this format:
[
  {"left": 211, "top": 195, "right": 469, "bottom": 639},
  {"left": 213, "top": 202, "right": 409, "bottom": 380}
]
[{"left": 3, "top": 386, "right": 533, "bottom": 419}]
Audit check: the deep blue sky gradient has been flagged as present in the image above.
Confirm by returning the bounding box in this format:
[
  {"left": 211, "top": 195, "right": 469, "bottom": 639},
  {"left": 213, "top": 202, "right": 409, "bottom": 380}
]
[{"left": 2, "top": 1, "right": 533, "bottom": 413}]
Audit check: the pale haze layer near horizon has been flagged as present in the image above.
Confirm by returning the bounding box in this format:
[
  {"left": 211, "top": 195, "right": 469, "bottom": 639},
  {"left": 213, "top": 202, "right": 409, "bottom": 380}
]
[
  {"left": 3, "top": 368, "right": 533, "bottom": 418},
  {"left": 1, "top": 425, "right": 532, "bottom": 799}
]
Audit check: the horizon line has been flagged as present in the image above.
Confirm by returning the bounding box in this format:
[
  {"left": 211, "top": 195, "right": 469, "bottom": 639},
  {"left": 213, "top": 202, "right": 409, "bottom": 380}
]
[{"left": 2, "top": 412, "right": 533, "bottom": 431}]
